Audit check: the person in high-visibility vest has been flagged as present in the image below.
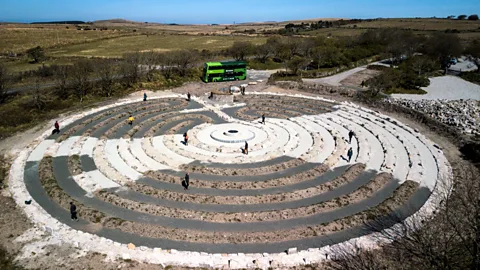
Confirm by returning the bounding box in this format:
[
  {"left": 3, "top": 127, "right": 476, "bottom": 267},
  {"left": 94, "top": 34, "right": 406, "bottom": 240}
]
[{"left": 128, "top": 115, "right": 134, "bottom": 125}]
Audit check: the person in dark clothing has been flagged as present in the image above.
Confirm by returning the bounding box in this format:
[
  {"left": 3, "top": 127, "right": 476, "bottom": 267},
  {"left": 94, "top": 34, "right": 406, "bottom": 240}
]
[
  {"left": 348, "top": 130, "right": 355, "bottom": 144},
  {"left": 187, "top": 92, "right": 191, "bottom": 101},
  {"left": 261, "top": 114, "right": 265, "bottom": 125},
  {"left": 208, "top": 92, "right": 214, "bottom": 99},
  {"left": 244, "top": 141, "right": 249, "bottom": 155},
  {"left": 347, "top": 147, "right": 353, "bottom": 163},
  {"left": 183, "top": 132, "right": 189, "bottom": 146},
  {"left": 183, "top": 173, "right": 190, "bottom": 190},
  {"left": 70, "top": 202, "right": 78, "bottom": 221},
  {"left": 52, "top": 121, "right": 60, "bottom": 135},
  {"left": 143, "top": 92, "right": 147, "bottom": 101}
]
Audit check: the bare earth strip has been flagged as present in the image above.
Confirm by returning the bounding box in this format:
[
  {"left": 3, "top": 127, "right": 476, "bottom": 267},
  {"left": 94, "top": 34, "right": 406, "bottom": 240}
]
[
  {"left": 96, "top": 170, "right": 389, "bottom": 223},
  {"left": 180, "top": 158, "right": 306, "bottom": 176},
  {"left": 126, "top": 164, "right": 365, "bottom": 204},
  {"left": 102, "top": 179, "right": 418, "bottom": 244},
  {"left": 145, "top": 164, "right": 329, "bottom": 189}
]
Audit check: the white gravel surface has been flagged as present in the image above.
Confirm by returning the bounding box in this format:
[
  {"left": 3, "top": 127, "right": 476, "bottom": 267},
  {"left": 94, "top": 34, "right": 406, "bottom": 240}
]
[
  {"left": 393, "top": 76, "right": 480, "bottom": 101},
  {"left": 448, "top": 57, "right": 478, "bottom": 72}
]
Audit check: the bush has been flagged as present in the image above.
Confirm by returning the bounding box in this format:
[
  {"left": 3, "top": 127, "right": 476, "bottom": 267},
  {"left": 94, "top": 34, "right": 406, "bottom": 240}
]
[
  {"left": 248, "top": 59, "right": 283, "bottom": 70},
  {"left": 468, "top": 14, "right": 479, "bottom": 20},
  {"left": 366, "top": 67, "right": 430, "bottom": 95},
  {"left": 367, "top": 65, "right": 389, "bottom": 71},
  {"left": 26, "top": 46, "right": 45, "bottom": 63},
  {"left": 460, "top": 71, "right": 480, "bottom": 84},
  {"left": 268, "top": 71, "right": 302, "bottom": 83}
]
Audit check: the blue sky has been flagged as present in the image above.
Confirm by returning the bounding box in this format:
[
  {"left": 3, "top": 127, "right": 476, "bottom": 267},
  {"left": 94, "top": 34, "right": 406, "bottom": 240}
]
[{"left": 1, "top": 0, "right": 479, "bottom": 24}]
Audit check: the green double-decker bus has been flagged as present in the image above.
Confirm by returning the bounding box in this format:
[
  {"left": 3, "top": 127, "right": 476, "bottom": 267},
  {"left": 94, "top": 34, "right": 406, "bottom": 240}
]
[{"left": 202, "top": 61, "right": 247, "bottom": 82}]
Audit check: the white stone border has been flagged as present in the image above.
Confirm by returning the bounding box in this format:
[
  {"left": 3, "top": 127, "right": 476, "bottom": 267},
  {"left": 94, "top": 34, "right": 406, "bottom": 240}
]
[{"left": 7, "top": 92, "right": 452, "bottom": 269}]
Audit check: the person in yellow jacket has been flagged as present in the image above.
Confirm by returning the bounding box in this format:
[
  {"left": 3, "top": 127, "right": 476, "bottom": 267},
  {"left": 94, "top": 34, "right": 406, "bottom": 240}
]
[{"left": 128, "top": 115, "right": 134, "bottom": 126}]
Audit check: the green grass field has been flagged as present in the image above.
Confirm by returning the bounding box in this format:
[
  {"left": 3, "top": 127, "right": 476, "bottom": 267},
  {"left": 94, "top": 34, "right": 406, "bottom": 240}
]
[
  {"left": 48, "top": 34, "right": 267, "bottom": 58},
  {"left": 0, "top": 24, "right": 133, "bottom": 54}
]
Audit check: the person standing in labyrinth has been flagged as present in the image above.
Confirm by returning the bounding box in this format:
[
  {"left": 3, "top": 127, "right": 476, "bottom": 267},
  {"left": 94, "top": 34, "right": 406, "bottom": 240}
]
[
  {"left": 70, "top": 202, "right": 78, "bottom": 221},
  {"left": 183, "top": 173, "right": 190, "bottom": 190},
  {"left": 187, "top": 92, "right": 191, "bottom": 101},
  {"left": 183, "top": 132, "right": 189, "bottom": 145},
  {"left": 261, "top": 114, "right": 266, "bottom": 125},
  {"left": 348, "top": 130, "right": 355, "bottom": 144},
  {"left": 244, "top": 141, "right": 249, "bottom": 155},
  {"left": 347, "top": 147, "right": 353, "bottom": 162},
  {"left": 128, "top": 115, "right": 134, "bottom": 126},
  {"left": 52, "top": 121, "right": 60, "bottom": 135}
]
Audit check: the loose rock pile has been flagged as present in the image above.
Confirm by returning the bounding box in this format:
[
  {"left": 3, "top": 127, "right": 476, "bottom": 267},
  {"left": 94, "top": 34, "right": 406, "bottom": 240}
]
[{"left": 387, "top": 98, "right": 480, "bottom": 135}]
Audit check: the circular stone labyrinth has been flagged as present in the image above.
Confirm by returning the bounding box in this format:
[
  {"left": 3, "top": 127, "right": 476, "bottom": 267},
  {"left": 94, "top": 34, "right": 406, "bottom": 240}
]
[{"left": 9, "top": 93, "right": 452, "bottom": 268}]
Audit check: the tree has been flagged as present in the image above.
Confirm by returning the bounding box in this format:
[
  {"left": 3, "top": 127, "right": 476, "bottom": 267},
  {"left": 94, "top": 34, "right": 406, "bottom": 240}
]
[
  {"left": 465, "top": 40, "right": 480, "bottom": 72},
  {"left": 285, "top": 37, "right": 302, "bottom": 58},
  {"left": 143, "top": 51, "right": 160, "bottom": 82},
  {"left": 299, "top": 38, "right": 316, "bottom": 58},
  {"left": 408, "top": 56, "right": 437, "bottom": 76},
  {"left": 327, "top": 241, "right": 392, "bottom": 270},
  {"left": 0, "top": 64, "right": 10, "bottom": 103},
  {"left": 266, "top": 36, "right": 284, "bottom": 59},
  {"left": 322, "top": 46, "right": 347, "bottom": 68},
  {"left": 96, "top": 59, "right": 116, "bottom": 97},
  {"left": 365, "top": 69, "right": 396, "bottom": 96},
  {"left": 443, "top": 162, "right": 480, "bottom": 269},
  {"left": 53, "top": 65, "right": 70, "bottom": 99},
  {"left": 254, "top": 44, "right": 272, "bottom": 63},
  {"left": 227, "top": 41, "right": 253, "bottom": 61},
  {"left": 423, "top": 32, "right": 462, "bottom": 73},
  {"left": 311, "top": 46, "right": 326, "bottom": 69},
  {"left": 158, "top": 53, "right": 176, "bottom": 80},
  {"left": 26, "top": 46, "right": 45, "bottom": 63},
  {"left": 468, "top": 14, "right": 479, "bottom": 20},
  {"left": 172, "top": 50, "right": 198, "bottom": 76},
  {"left": 458, "top": 15, "right": 468, "bottom": 20},
  {"left": 385, "top": 30, "right": 422, "bottom": 64},
  {"left": 121, "top": 52, "right": 142, "bottom": 86},
  {"left": 71, "top": 60, "right": 92, "bottom": 101},
  {"left": 31, "top": 78, "right": 45, "bottom": 110},
  {"left": 286, "top": 56, "right": 308, "bottom": 74}
]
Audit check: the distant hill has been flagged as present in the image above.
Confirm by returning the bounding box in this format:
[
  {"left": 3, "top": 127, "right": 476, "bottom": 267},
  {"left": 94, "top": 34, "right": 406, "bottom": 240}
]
[
  {"left": 93, "top": 19, "right": 138, "bottom": 24},
  {"left": 233, "top": 18, "right": 345, "bottom": 25},
  {"left": 31, "top": 21, "right": 86, "bottom": 24}
]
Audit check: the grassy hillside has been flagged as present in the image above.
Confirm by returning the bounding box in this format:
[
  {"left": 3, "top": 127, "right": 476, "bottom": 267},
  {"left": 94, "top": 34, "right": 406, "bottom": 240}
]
[
  {"left": 340, "top": 18, "right": 480, "bottom": 31},
  {"left": 48, "top": 34, "right": 266, "bottom": 58}
]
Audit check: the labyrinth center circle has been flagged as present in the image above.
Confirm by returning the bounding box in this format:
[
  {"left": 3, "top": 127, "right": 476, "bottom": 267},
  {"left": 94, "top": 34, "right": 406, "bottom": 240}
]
[{"left": 205, "top": 123, "right": 259, "bottom": 144}]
